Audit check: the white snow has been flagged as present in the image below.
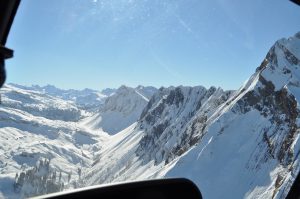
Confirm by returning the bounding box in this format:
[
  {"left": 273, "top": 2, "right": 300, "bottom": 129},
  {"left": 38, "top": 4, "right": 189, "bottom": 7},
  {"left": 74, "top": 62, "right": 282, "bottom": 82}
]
[{"left": 0, "top": 84, "right": 109, "bottom": 198}]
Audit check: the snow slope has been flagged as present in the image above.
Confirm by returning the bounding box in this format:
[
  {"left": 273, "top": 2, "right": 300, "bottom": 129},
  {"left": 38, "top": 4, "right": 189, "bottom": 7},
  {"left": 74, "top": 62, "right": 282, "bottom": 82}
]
[
  {"left": 81, "top": 85, "right": 157, "bottom": 135},
  {"left": 0, "top": 84, "right": 109, "bottom": 198}
]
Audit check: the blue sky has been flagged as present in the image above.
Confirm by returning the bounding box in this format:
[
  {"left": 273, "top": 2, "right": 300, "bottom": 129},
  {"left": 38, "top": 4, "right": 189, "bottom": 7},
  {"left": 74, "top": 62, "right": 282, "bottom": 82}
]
[{"left": 5, "top": 0, "right": 300, "bottom": 90}]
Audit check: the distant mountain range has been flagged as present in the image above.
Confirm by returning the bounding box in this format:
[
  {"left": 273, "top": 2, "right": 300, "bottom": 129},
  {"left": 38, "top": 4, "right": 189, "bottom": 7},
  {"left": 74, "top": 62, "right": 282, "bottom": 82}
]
[{"left": 0, "top": 32, "right": 300, "bottom": 199}]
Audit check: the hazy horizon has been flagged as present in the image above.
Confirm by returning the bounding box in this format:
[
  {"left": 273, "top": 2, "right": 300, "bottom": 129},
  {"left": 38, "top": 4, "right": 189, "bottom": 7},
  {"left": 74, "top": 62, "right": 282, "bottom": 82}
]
[{"left": 7, "top": 81, "right": 233, "bottom": 92}]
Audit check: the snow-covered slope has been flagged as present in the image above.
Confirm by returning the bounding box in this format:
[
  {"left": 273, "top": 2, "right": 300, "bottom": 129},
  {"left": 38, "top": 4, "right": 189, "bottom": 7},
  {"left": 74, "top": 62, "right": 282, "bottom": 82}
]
[
  {"left": 0, "top": 84, "right": 109, "bottom": 198},
  {"left": 82, "top": 32, "right": 300, "bottom": 199},
  {"left": 165, "top": 32, "right": 300, "bottom": 199},
  {"left": 82, "top": 85, "right": 232, "bottom": 185},
  {"left": 82, "top": 85, "right": 157, "bottom": 135},
  {"left": 0, "top": 84, "right": 157, "bottom": 197}
]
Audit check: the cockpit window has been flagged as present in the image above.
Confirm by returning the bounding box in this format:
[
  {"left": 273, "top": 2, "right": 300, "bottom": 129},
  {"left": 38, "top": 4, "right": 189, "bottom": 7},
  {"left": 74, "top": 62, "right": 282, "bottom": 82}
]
[{"left": 1, "top": 0, "right": 300, "bottom": 198}]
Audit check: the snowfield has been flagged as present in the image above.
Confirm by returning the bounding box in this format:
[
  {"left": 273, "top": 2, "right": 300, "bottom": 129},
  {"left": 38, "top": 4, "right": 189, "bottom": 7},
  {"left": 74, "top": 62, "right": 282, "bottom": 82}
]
[
  {"left": 0, "top": 84, "right": 156, "bottom": 198},
  {"left": 0, "top": 84, "right": 110, "bottom": 198},
  {"left": 0, "top": 32, "right": 300, "bottom": 199}
]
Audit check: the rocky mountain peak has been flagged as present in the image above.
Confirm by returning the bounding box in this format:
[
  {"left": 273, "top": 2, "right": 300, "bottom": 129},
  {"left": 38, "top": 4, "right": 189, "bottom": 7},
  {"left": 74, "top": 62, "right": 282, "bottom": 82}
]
[{"left": 256, "top": 32, "right": 300, "bottom": 91}]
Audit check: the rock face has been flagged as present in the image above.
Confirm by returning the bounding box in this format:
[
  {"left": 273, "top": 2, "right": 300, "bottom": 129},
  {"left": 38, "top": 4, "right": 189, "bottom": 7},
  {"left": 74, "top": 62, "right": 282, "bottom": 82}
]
[
  {"left": 83, "top": 32, "right": 300, "bottom": 199},
  {"left": 137, "top": 86, "right": 232, "bottom": 164}
]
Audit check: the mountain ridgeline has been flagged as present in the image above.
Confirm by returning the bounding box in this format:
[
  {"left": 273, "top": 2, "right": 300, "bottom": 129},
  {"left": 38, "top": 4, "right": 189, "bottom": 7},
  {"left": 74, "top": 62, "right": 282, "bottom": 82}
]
[
  {"left": 0, "top": 32, "right": 299, "bottom": 199},
  {"left": 137, "top": 86, "right": 233, "bottom": 165},
  {"left": 82, "top": 32, "right": 300, "bottom": 199}
]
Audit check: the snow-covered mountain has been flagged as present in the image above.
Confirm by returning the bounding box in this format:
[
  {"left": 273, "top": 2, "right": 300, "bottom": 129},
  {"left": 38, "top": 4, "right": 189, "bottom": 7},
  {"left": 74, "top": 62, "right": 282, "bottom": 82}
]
[
  {"left": 1, "top": 32, "right": 300, "bottom": 199},
  {"left": 80, "top": 32, "right": 300, "bottom": 199},
  {"left": 81, "top": 85, "right": 158, "bottom": 135},
  {"left": 1, "top": 84, "right": 83, "bottom": 122},
  {"left": 166, "top": 32, "right": 300, "bottom": 199},
  {"left": 9, "top": 84, "right": 109, "bottom": 111},
  {"left": 136, "top": 86, "right": 233, "bottom": 164},
  {"left": 81, "top": 85, "right": 233, "bottom": 185}
]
